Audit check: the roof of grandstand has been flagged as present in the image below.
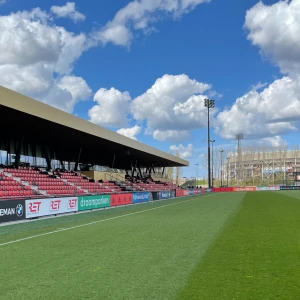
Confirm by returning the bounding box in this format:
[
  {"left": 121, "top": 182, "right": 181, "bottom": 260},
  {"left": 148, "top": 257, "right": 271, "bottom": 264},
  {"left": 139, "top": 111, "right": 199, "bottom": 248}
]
[{"left": 0, "top": 86, "right": 189, "bottom": 169}]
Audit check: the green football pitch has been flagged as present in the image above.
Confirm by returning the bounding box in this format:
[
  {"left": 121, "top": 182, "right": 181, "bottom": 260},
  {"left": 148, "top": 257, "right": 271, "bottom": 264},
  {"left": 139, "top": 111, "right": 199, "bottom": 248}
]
[{"left": 1, "top": 191, "right": 300, "bottom": 299}]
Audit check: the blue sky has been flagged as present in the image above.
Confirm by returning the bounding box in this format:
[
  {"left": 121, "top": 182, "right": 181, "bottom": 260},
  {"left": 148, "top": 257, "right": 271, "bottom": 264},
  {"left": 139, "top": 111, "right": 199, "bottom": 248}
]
[{"left": 0, "top": 0, "right": 299, "bottom": 178}]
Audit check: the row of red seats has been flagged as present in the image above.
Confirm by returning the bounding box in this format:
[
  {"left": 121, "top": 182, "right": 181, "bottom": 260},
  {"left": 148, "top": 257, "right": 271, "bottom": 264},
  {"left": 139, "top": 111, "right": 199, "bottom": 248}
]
[{"left": 0, "top": 190, "right": 36, "bottom": 197}]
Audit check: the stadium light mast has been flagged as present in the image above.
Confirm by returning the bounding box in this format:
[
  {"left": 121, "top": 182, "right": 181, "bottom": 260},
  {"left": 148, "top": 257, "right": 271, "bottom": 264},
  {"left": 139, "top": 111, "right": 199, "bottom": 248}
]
[
  {"left": 220, "top": 150, "right": 224, "bottom": 187},
  {"left": 195, "top": 163, "right": 199, "bottom": 187},
  {"left": 204, "top": 98, "right": 215, "bottom": 188},
  {"left": 210, "top": 139, "right": 215, "bottom": 188}
]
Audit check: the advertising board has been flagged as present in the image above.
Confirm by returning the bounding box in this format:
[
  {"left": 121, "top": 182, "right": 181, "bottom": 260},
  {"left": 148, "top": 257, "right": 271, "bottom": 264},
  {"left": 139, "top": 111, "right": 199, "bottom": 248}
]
[
  {"left": 0, "top": 199, "right": 26, "bottom": 223},
  {"left": 234, "top": 187, "right": 256, "bottom": 192},
  {"left": 160, "top": 191, "right": 172, "bottom": 199},
  {"left": 176, "top": 190, "right": 184, "bottom": 197},
  {"left": 189, "top": 190, "right": 194, "bottom": 195},
  {"left": 212, "top": 187, "right": 234, "bottom": 192},
  {"left": 132, "top": 193, "right": 149, "bottom": 204},
  {"left": 280, "top": 186, "right": 300, "bottom": 190},
  {"left": 78, "top": 195, "right": 110, "bottom": 211},
  {"left": 152, "top": 192, "right": 159, "bottom": 201},
  {"left": 25, "top": 197, "right": 78, "bottom": 218},
  {"left": 256, "top": 186, "right": 280, "bottom": 191},
  {"left": 110, "top": 193, "right": 132, "bottom": 207}
]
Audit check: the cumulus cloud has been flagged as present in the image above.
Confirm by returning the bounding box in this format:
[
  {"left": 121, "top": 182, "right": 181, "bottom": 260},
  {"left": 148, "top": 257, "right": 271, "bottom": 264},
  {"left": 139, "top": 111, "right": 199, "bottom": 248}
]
[
  {"left": 217, "top": 0, "right": 300, "bottom": 143},
  {"left": 170, "top": 143, "right": 193, "bottom": 159},
  {"left": 245, "top": 0, "right": 300, "bottom": 76},
  {"left": 89, "top": 88, "right": 131, "bottom": 127},
  {"left": 216, "top": 76, "right": 300, "bottom": 140},
  {"left": 51, "top": 2, "right": 86, "bottom": 23},
  {"left": 131, "top": 74, "right": 213, "bottom": 141},
  {"left": 94, "top": 0, "right": 210, "bottom": 47},
  {"left": 117, "top": 125, "right": 142, "bottom": 140},
  {"left": 0, "top": 7, "right": 91, "bottom": 113},
  {"left": 153, "top": 130, "right": 190, "bottom": 142}
]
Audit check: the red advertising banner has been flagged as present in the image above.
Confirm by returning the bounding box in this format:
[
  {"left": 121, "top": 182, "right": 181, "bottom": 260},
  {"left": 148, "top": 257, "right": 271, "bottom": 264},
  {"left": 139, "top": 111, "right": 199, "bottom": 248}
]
[
  {"left": 194, "top": 190, "right": 199, "bottom": 195},
  {"left": 110, "top": 193, "right": 132, "bottom": 206},
  {"left": 176, "top": 190, "right": 183, "bottom": 197},
  {"left": 212, "top": 188, "right": 234, "bottom": 192},
  {"left": 233, "top": 187, "right": 256, "bottom": 192},
  {"left": 176, "top": 190, "right": 190, "bottom": 197}
]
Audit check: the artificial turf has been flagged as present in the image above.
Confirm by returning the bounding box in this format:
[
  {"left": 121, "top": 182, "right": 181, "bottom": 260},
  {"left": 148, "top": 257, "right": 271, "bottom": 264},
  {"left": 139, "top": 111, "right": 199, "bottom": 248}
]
[{"left": 1, "top": 191, "right": 300, "bottom": 299}]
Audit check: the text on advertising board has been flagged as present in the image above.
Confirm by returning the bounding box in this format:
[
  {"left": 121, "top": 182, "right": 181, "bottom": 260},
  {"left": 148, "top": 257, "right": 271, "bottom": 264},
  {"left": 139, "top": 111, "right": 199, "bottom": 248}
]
[
  {"left": 0, "top": 200, "right": 26, "bottom": 223},
  {"left": 110, "top": 194, "right": 132, "bottom": 206},
  {"left": 25, "top": 197, "right": 78, "bottom": 218},
  {"left": 132, "top": 193, "right": 149, "bottom": 204},
  {"left": 78, "top": 195, "right": 110, "bottom": 211}
]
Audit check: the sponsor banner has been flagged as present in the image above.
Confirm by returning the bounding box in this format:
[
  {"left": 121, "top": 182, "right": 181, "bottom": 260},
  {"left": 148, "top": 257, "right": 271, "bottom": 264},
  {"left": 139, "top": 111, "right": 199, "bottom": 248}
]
[
  {"left": 25, "top": 197, "right": 78, "bottom": 218},
  {"left": 233, "top": 187, "right": 256, "bottom": 192},
  {"left": 152, "top": 192, "right": 159, "bottom": 201},
  {"left": 280, "top": 186, "right": 300, "bottom": 190},
  {"left": 194, "top": 190, "right": 199, "bottom": 195},
  {"left": 206, "top": 188, "right": 212, "bottom": 193},
  {"left": 176, "top": 189, "right": 184, "bottom": 197},
  {"left": 160, "top": 191, "right": 172, "bottom": 199},
  {"left": 0, "top": 200, "right": 25, "bottom": 223},
  {"left": 110, "top": 193, "right": 132, "bottom": 207},
  {"left": 132, "top": 193, "right": 149, "bottom": 204},
  {"left": 212, "top": 187, "right": 234, "bottom": 192},
  {"left": 256, "top": 186, "right": 280, "bottom": 191},
  {"left": 189, "top": 190, "right": 194, "bottom": 195},
  {"left": 78, "top": 195, "right": 110, "bottom": 211}
]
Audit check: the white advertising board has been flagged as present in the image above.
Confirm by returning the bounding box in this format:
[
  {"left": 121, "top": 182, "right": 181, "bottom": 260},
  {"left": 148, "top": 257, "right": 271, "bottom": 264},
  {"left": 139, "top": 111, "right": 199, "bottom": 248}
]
[
  {"left": 25, "top": 197, "right": 78, "bottom": 218},
  {"left": 256, "top": 186, "right": 280, "bottom": 191}
]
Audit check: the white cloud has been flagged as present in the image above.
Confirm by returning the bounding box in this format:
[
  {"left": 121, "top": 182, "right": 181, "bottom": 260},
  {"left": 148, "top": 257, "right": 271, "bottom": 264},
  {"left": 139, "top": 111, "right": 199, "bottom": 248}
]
[
  {"left": 89, "top": 88, "right": 131, "bottom": 127},
  {"left": 251, "top": 81, "right": 268, "bottom": 92},
  {"left": 216, "top": 76, "right": 300, "bottom": 140},
  {"left": 153, "top": 129, "right": 190, "bottom": 142},
  {"left": 245, "top": 0, "right": 300, "bottom": 76},
  {"left": 117, "top": 125, "right": 141, "bottom": 140},
  {"left": 51, "top": 2, "right": 86, "bottom": 23},
  {"left": 254, "top": 136, "right": 288, "bottom": 148},
  {"left": 131, "top": 74, "right": 213, "bottom": 141},
  {"left": 94, "top": 0, "right": 210, "bottom": 47},
  {"left": 0, "top": 8, "right": 91, "bottom": 113},
  {"left": 217, "top": 0, "right": 300, "bottom": 144},
  {"left": 170, "top": 143, "right": 193, "bottom": 158}
]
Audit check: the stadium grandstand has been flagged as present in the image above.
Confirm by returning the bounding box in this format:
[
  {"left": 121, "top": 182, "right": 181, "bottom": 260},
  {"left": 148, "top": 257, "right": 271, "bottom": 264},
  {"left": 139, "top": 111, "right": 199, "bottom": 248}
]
[{"left": 0, "top": 86, "right": 188, "bottom": 201}]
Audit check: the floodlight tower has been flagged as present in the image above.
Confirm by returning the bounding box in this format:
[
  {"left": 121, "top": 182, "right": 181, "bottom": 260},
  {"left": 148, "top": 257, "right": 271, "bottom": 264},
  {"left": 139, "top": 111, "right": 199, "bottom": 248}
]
[
  {"left": 204, "top": 98, "right": 215, "bottom": 188},
  {"left": 236, "top": 133, "right": 244, "bottom": 185}
]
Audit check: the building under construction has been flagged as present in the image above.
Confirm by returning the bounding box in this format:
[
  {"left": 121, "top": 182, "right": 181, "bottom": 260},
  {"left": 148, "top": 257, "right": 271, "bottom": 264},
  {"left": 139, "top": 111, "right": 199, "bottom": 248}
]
[{"left": 222, "top": 147, "right": 300, "bottom": 186}]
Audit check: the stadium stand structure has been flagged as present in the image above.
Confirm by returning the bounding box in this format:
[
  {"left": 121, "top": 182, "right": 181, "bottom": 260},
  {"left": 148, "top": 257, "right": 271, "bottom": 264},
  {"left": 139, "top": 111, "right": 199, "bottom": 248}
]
[{"left": 0, "top": 86, "right": 188, "bottom": 201}]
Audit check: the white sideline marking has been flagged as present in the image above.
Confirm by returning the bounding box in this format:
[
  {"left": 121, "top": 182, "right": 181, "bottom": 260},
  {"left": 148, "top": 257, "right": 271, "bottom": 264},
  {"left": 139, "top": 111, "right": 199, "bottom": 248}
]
[{"left": 0, "top": 194, "right": 213, "bottom": 247}]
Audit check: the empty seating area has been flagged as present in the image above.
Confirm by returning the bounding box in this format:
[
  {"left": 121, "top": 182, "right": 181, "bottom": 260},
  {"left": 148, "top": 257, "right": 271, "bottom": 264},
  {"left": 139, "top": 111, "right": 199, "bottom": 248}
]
[
  {"left": 3, "top": 168, "right": 85, "bottom": 197},
  {"left": 0, "top": 171, "right": 39, "bottom": 198},
  {"left": 0, "top": 167, "right": 176, "bottom": 200},
  {"left": 58, "top": 172, "right": 122, "bottom": 194},
  {"left": 126, "top": 179, "right": 177, "bottom": 192}
]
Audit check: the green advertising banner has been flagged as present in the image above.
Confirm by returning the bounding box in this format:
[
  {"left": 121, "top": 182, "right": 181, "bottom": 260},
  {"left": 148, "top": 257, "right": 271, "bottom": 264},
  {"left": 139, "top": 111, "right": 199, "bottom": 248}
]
[{"left": 78, "top": 195, "right": 110, "bottom": 211}]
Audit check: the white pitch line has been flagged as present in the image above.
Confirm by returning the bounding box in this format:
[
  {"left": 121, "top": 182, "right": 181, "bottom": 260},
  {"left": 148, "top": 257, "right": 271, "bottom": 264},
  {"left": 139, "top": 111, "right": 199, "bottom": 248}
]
[{"left": 0, "top": 194, "right": 214, "bottom": 247}]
